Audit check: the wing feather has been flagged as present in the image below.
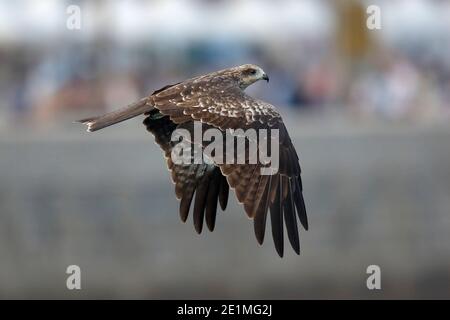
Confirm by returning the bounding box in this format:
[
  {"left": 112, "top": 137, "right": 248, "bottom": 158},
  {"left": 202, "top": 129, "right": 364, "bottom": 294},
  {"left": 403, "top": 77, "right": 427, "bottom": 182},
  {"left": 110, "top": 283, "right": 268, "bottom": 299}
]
[
  {"left": 270, "top": 175, "right": 284, "bottom": 257},
  {"left": 253, "top": 174, "right": 272, "bottom": 245},
  {"left": 218, "top": 175, "right": 229, "bottom": 210},
  {"left": 283, "top": 178, "right": 300, "bottom": 254},
  {"left": 205, "top": 169, "right": 221, "bottom": 231},
  {"left": 193, "top": 172, "right": 210, "bottom": 234}
]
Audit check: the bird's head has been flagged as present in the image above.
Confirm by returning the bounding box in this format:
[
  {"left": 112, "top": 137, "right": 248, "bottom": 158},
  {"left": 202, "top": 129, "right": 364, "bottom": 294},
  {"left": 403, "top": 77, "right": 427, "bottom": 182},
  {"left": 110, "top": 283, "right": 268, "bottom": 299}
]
[{"left": 234, "top": 64, "right": 269, "bottom": 89}]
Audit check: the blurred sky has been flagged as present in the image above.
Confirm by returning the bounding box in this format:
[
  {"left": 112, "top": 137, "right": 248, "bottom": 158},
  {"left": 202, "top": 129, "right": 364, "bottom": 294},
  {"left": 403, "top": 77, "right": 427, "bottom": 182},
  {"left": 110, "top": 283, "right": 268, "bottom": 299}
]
[
  {"left": 0, "top": 0, "right": 449, "bottom": 44},
  {"left": 0, "top": 0, "right": 449, "bottom": 128}
]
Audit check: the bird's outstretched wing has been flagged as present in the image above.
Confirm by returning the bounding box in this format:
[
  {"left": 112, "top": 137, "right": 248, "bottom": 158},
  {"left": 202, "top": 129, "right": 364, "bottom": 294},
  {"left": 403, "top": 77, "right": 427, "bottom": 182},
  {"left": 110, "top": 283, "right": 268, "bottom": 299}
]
[
  {"left": 145, "top": 79, "right": 308, "bottom": 257},
  {"left": 144, "top": 111, "right": 229, "bottom": 234}
]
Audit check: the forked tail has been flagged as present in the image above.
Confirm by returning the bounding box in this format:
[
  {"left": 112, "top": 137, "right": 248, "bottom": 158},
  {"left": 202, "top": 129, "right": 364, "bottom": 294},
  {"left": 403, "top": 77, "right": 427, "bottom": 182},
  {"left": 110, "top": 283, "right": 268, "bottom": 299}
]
[{"left": 76, "top": 97, "right": 152, "bottom": 132}]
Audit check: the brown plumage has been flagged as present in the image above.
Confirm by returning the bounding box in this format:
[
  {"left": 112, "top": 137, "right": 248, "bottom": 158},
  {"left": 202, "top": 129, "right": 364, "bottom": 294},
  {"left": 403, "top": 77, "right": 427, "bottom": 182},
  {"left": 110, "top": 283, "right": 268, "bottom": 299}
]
[{"left": 77, "top": 64, "right": 308, "bottom": 257}]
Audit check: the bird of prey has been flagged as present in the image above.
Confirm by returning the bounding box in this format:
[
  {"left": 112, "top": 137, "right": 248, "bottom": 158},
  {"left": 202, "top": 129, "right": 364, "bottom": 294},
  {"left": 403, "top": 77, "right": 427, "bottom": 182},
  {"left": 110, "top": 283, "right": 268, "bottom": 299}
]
[{"left": 77, "top": 64, "right": 308, "bottom": 257}]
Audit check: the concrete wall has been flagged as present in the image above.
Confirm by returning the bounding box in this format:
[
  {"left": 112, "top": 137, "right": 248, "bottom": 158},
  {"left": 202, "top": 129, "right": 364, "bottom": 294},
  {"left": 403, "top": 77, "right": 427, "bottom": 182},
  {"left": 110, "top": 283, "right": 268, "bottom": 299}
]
[{"left": 1, "top": 114, "right": 449, "bottom": 298}]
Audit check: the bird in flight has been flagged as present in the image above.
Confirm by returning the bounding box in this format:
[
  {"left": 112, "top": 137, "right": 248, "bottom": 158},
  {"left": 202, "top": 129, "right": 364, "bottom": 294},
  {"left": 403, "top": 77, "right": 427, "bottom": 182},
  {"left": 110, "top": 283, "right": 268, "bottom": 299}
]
[{"left": 77, "top": 64, "right": 308, "bottom": 257}]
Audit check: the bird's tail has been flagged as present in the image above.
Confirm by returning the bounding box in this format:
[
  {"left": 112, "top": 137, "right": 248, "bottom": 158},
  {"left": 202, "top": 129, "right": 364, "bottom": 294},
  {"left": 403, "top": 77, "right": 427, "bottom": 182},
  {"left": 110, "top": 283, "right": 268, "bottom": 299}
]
[{"left": 75, "top": 97, "right": 153, "bottom": 132}]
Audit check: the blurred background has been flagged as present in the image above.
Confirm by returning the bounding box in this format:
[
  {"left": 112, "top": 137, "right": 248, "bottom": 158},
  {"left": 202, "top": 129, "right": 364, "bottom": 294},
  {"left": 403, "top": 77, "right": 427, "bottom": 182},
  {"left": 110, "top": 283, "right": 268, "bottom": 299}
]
[{"left": 1, "top": 0, "right": 450, "bottom": 299}]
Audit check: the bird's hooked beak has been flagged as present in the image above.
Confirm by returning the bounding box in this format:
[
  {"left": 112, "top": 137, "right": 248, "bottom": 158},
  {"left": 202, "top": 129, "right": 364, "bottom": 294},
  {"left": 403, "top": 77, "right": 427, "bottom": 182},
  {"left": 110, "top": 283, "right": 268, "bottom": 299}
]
[{"left": 262, "top": 73, "right": 269, "bottom": 82}]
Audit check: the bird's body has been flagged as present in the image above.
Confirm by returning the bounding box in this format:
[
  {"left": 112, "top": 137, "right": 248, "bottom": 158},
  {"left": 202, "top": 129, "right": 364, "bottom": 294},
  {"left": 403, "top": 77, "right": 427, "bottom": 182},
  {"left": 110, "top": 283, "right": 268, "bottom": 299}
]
[{"left": 77, "top": 64, "right": 308, "bottom": 257}]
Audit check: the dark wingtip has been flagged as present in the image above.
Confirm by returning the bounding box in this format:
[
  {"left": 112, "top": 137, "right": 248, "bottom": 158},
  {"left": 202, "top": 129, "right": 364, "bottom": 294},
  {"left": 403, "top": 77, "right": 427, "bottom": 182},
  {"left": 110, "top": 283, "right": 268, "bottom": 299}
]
[
  {"left": 219, "top": 177, "right": 229, "bottom": 211},
  {"left": 275, "top": 246, "right": 284, "bottom": 258},
  {"left": 294, "top": 185, "right": 309, "bottom": 231},
  {"left": 290, "top": 240, "right": 300, "bottom": 255},
  {"left": 254, "top": 207, "right": 267, "bottom": 246},
  {"left": 219, "top": 200, "right": 227, "bottom": 211},
  {"left": 206, "top": 223, "right": 215, "bottom": 232},
  {"left": 194, "top": 224, "right": 203, "bottom": 234},
  {"left": 273, "top": 230, "right": 284, "bottom": 258},
  {"left": 255, "top": 231, "right": 265, "bottom": 245},
  {"left": 299, "top": 205, "right": 309, "bottom": 231},
  {"left": 179, "top": 189, "right": 194, "bottom": 223}
]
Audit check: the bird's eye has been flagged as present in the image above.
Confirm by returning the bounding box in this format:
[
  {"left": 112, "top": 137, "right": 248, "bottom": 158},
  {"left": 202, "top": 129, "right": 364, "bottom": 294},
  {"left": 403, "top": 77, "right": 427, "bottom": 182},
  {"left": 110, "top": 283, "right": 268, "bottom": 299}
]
[{"left": 250, "top": 69, "right": 257, "bottom": 75}]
